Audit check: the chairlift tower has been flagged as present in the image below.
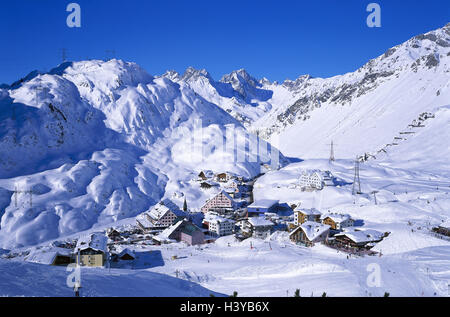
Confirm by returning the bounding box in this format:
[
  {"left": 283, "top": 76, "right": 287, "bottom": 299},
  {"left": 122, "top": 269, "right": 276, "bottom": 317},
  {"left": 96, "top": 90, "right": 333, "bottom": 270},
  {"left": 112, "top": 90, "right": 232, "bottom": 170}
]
[
  {"left": 352, "top": 157, "right": 362, "bottom": 195},
  {"left": 371, "top": 190, "right": 379, "bottom": 205}
]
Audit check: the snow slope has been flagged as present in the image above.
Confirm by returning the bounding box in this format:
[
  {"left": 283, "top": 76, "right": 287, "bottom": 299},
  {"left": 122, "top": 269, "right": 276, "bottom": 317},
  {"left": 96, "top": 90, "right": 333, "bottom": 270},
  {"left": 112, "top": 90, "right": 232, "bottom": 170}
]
[{"left": 0, "top": 258, "right": 223, "bottom": 297}]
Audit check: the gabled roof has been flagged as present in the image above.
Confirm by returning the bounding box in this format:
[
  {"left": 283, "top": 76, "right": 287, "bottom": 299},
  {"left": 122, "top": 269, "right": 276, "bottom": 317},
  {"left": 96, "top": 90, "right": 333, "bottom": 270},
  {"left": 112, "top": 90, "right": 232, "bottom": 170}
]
[
  {"left": 76, "top": 233, "right": 108, "bottom": 253},
  {"left": 118, "top": 248, "right": 135, "bottom": 259},
  {"left": 203, "top": 213, "right": 234, "bottom": 224},
  {"left": 159, "top": 220, "right": 185, "bottom": 240},
  {"left": 322, "top": 213, "right": 352, "bottom": 223},
  {"left": 335, "top": 228, "right": 384, "bottom": 244},
  {"left": 148, "top": 199, "right": 185, "bottom": 220},
  {"left": 136, "top": 213, "right": 153, "bottom": 228},
  {"left": 294, "top": 207, "right": 321, "bottom": 216},
  {"left": 199, "top": 170, "right": 214, "bottom": 178},
  {"left": 248, "top": 199, "right": 279, "bottom": 209},
  {"left": 290, "top": 221, "right": 330, "bottom": 241},
  {"left": 180, "top": 222, "right": 203, "bottom": 235},
  {"left": 25, "top": 247, "right": 71, "bottom": 265},
  {"left": 217, "top": 190, "right": 234, "bottom": 202}
]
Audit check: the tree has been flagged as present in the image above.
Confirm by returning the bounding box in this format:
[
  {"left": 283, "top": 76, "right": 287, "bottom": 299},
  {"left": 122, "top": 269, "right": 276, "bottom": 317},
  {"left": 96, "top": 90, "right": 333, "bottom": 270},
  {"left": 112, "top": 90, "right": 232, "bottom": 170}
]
[
  {"left": 230, "top": 291, "right": 238, "bottom": 297},
  {"left": 384, "top": 292, "right": 390, "bottom": 297},
  {"left": 294, "top": 289, "right": 301, "bottom": 297},
  {"left": 183, "top": 197, "right": 188, "bottom": 212},
  {"left": 322, "top": 292, "right": 327, "bottom": 297}
]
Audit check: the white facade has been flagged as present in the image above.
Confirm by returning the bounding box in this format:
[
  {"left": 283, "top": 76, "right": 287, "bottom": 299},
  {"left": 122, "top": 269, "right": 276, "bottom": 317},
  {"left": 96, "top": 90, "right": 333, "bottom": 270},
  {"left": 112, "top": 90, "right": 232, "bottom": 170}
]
[
  {"left": 204, "top": 213, "right": 235, "bottom": 237},
  {"left": 299, "top": 170, "right": 334, "bottom": 190}
]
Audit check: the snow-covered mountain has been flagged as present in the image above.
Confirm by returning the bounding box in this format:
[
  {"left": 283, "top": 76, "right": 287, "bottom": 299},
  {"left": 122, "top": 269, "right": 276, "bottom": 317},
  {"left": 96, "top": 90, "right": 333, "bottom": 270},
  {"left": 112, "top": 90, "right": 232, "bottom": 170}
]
[
  {"left": 159, "top": 23, "right": 449, "bottom": 162},
  {"left": 255, "top": 23, "right": 450, "bottom": 159},
  {"left": 0, "top": 23, "right": 449, "bottom": 250},
  {"left": 159, "top": 67, "right": 276, "bottom": 127},
  {"left": 0, "top": 60, "right": 284, "bottom": 249}
]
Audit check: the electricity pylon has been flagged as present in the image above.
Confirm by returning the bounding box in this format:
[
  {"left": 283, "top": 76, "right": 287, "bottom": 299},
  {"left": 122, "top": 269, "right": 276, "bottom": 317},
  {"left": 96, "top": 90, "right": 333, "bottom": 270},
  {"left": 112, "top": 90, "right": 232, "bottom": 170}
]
[
  {"left": 352, "top": 157, "right": 362, "bottom": 195},
  {"left": 329, "top": 140, "right": 335, "bottom": 162}
]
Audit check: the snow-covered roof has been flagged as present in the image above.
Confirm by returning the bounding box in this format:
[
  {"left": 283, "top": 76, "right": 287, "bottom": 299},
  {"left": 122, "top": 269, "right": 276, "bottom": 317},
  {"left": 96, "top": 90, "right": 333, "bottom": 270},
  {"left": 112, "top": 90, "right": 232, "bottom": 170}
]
[
  {"left": 248, "top": 199, "right": 279, "bottom": 209},
  {"left": 294, "top": 208, "right": 321, "bottom": 216},
  {"left": 218, "top": 190, "right": 234, "bottom": 202},
  {"left": 248, "top": 217, "right": 274, "bottom": 227},
  {"left": 203, "top": 213, "right": 234, "bottom": 224},
  {"left": 322, "top": 213, "right": 352, "bottom": 223},
  {"left": 291, "top": 221, "right": 330, "bottom": 241},
  {"left": 118, "top": 248, "right": 135, "bottom": 258},
  {"left": 199, "top": 170, "right": 214, "bottom": 177},
  {"left": 148, "top": 199, "right": 185, "bottom": 220},
  {"left": 159, "top": 220, "right": 185, "bottom": 240},
  {"left": 300, "top": 170, "right": 333, "bottom": 181},
  {"left": 136, "top": 213, "right": 153, "bottom": 228},
  {"left": 335, "top": 228, "right": 385, "bottom": 243},
  {"left": 25, "top": 247, "right": 71, "bottom": 265},
  {"left": 76, "top": 233, "right": 108, "bottom": 253}
]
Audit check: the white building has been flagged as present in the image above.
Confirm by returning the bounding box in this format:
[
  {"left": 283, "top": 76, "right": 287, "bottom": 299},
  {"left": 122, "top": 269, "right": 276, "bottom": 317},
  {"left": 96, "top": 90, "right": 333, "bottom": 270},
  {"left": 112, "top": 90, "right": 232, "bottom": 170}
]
[
  {"left": 203, "top": 213, "right": 235, "bottom": 237},
  {"left": 239, "top": 217, "right": 274, "bottom": 239},
  {"left": 299, "top": 170, "right": 334, "bottom": 190},
  {"left": 321, "top": 213, "right": 354, "bottom": 230}
]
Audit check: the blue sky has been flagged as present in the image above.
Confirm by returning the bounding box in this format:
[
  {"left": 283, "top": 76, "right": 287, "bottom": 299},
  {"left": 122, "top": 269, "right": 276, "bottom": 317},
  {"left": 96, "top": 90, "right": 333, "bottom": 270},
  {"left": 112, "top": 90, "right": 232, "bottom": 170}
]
[{"left": 0, "top": 0, "right": 449, "bottom": 84}]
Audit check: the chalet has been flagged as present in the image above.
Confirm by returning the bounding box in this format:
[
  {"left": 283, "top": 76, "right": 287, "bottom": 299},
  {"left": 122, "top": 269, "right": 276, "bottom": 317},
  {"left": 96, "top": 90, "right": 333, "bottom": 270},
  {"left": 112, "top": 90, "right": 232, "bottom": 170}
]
[
  {"left": 294, "top": 208, "right": 322, "bottom": 225},
  {"left": 107, "top": 228, "right": 122, "bottom": 241},
  {"left": 117, "top": 248, "right": 135, "bottom": 261},
  {"left": 432, "top": 221, "right": 450, "bottom": 237},
  {"left": 25, "top": 248, "right": 72, "bottom": 266},
  {"left": 299, "top": 170, "right": 334, "bottom": 190},
  {"left": 203, "top": 213, "right": 235, "bottom": 237},
  {"left": 75, "top": 233, "right": 108, "bottom": 267},
  {"left": 201, "top": 191, "right": 236, "bottom": 214},
  {"left": 198, "top": 170, "right": 214, "bottom": 181},
  {"left": 136, "top": 199, "right": 186, "bottom": 231},
  {"left": 215, "top": 172, "right": 235, "bottom": 183},
  {"left": 247, "top": 199, "right": 279, "bottom": 216},
  {"left": 200, "top": 182, "right": 213, "bottom": 190},
  {"left": 239, "top": 217, "right": 274, "bottom": 239},
  {"left": 156, "top": 220, "right": 205, "bottom": 245},
  {"left": 321, "top": 213, "right": 354, "bottom": 231},
  {"left": 289, "top": 221, "right": 330, "bottom": 247},
  {"left": 331, "top": 228, "right": 387, "bottom": 250}
]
